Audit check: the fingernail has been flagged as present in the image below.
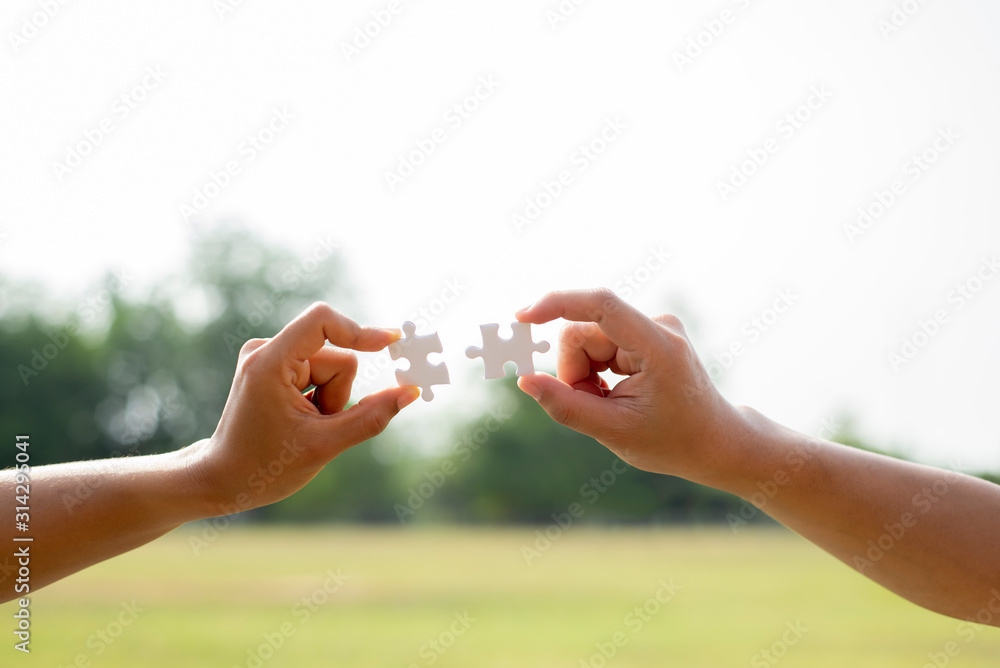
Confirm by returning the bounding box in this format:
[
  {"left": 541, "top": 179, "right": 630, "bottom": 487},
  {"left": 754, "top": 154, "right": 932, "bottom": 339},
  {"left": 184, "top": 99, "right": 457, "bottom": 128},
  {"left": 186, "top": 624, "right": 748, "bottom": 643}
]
[
  {"left": 382, "top": 328, "right": 403, "bottom": 341},
  {"left": 397, "top": 386, "right": 421, "bottom": 409},
  {"left": 517, "top": 377, "right": 541, "bottom": 401}
]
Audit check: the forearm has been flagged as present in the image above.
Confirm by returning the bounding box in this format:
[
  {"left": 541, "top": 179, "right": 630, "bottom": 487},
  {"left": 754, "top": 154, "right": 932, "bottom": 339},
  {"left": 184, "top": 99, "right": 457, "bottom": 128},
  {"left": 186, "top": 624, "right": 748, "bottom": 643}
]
[
  {"left": 517, "top": 290, "right": 1000, "bottom": 622},
  {"left": 716, "top": 407, "right": 1000, "bottom": 623},
  {"left": 1, "top": 444, "right": 212, "bottom": 602}
]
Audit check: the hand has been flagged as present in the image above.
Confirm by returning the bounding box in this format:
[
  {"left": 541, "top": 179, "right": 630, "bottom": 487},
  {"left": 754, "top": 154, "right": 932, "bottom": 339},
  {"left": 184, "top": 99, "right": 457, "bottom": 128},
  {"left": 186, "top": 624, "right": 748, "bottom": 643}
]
[
  {"left": 515, "top": 289, "right": 751, "bottom": 486},
  {"left": 185, "top": 302, "right": 420, "bottom": 513}
]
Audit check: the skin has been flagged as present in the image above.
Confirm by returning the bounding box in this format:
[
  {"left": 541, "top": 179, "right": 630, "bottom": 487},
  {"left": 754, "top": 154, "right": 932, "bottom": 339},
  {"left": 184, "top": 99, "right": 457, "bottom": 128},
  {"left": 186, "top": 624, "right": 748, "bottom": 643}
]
[
  {"left": 0, "top": 303, "right": 420, "bottom": 602},
  {"left": 515, "top": 288, "right": 1000, "bottom": 625},
  {"left": 4, "top": 291, "right": 999, "bottom": 626}
]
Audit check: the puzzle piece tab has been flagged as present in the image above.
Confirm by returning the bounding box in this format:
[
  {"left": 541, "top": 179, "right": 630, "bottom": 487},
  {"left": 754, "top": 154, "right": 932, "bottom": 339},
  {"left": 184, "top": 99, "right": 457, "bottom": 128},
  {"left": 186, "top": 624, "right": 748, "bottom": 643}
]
[
  {"left": 388, "top": 322, "right": 450, "bottom": 401},
  {"left": 466, "top": 322, "right": 550, "bottom": 380}
]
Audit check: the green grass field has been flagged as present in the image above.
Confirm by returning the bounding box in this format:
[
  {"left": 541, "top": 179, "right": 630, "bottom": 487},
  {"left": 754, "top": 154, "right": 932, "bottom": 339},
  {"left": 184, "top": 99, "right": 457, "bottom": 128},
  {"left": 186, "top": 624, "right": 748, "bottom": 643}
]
[{"left": 14, "top": 526, "right": 1000, "bottom": 667}]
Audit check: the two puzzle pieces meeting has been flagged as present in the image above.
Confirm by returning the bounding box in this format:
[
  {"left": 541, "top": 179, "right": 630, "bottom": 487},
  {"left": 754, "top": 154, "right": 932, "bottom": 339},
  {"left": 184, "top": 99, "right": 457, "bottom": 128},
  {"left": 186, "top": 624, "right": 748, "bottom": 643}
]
[{"left": 387, "top": 322, "right": 550, "bottom": 401}]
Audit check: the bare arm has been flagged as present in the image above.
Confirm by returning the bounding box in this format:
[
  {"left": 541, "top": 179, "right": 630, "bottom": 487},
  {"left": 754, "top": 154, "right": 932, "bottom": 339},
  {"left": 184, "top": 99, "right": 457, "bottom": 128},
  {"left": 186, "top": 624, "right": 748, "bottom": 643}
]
[
  {"left": 1, "top": 303, "right": 419, "bottom": 602},
  {"left": 729, "top": 409, "right": 1000, "bottom": 621},
  {"left": 516, "top": 288, "right": 1000, "bottom": 624},
  {"left": 0, "top": 450, "right": 209, "bottom": 600}
]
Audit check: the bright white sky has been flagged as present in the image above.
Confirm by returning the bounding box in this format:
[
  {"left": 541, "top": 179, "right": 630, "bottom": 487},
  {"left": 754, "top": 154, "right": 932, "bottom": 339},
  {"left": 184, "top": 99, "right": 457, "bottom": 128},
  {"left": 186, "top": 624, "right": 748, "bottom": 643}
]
[{"left": 2, "top": 0, "right": 999, "bottom": 470}]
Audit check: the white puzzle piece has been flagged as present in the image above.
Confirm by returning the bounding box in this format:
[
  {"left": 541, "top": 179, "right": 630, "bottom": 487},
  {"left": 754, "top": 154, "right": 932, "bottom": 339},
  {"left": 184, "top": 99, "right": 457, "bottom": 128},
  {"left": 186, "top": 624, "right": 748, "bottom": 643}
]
[
  {"left": 388, "top": 321, "right": 450, "bottom": 401},
  {"left": 466, "top": 322, "right": 550, "bottom": 380}
]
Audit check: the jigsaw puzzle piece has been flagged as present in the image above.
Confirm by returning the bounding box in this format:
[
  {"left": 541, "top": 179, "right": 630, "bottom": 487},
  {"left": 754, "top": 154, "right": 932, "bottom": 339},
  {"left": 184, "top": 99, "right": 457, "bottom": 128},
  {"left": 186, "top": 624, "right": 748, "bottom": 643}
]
[
  {"left": 388, "top": 321, "right": 450, "bottom": 401},
  {"left": 466, "top": 322, "right": 550, "bottom": 380}
]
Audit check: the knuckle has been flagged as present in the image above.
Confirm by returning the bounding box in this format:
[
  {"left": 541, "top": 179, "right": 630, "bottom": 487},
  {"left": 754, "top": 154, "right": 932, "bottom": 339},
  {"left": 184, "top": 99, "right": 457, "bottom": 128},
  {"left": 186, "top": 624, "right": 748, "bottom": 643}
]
[
  {"left": 346, "top": 322, "right": 363, "bottom": 348},
  {"left": 341, "top": 351, "right": 359, "bottom": 372},
  {"left": 307, "top": 300, "right": 332, "bottom": 314},
  {"left": 588, "top": 287, "right": 620, "bottom": 322},
  {"left": 661, "top": 329, "right": 690, "bottom": 356},
  {"left": 591, "top": 286, "right": 617, "bottom": 307},
  {"left": 237, "top": 339, "right": 269, "bottom": 372},
  {"left": 239, "top": 337, "right": 267, "bottom": 356},
  {"left": 559, "top": 323, "right": 586, "bottom": 348},
  {"left": 304, "top": 301, "right": 334, "bottom": 323},
  {"left": 656, "top": 313, "right": 683, "bottom": 330},
  {"left": 591, "top": 286, "right": 616, "bottom": 300}
]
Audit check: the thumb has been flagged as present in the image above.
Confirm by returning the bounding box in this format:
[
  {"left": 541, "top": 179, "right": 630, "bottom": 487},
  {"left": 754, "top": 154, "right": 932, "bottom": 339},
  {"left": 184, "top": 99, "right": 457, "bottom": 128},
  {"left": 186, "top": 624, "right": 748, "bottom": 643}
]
[
  {"left": 517, "top": 373, "right": 612, "bottom": 438},
  {"left": 329, "top": 385, "right": 420, "bottom": 448}
]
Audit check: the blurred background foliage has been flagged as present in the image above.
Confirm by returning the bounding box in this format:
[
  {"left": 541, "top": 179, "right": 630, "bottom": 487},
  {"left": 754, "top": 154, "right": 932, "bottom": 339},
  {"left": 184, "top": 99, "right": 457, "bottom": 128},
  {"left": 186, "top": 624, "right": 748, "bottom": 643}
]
[{"left": 2, "top": 224, "right": 995, "bottom": 526}]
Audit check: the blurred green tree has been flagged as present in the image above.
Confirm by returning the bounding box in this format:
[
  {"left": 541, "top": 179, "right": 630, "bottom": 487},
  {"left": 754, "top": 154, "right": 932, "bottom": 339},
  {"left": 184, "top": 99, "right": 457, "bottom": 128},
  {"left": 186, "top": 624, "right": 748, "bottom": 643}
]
[
  {"left": 396, "top": 379, "right": 745, "bottom": 525},
  {"left": 2, "top": 227, "right": 995, "bottom": 525},
  {"left": 1, "top": 223, "right": 352, "bottom": 463}
]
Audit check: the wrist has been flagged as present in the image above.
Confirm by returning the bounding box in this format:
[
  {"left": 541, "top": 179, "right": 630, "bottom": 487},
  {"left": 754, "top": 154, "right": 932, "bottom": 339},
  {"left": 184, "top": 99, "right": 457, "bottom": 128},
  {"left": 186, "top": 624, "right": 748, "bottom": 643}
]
[
  {"left": 714, "top": 405, "right": 803, "bottom": 500},
  {"left": 172, "top": 438, "right": 228, "bottom": 521},
  {"left": 682, "top": 403, "right": 781, "bottom": 498}
]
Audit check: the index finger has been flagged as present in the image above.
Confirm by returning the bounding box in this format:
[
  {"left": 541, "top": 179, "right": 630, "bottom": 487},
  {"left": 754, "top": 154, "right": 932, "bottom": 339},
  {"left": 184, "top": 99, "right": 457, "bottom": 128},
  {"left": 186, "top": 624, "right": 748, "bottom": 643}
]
[
  {"left": 516, "top": 288, "right": 660, "bottom": 353},
  {"left": 270, "top": 302, "right": 401, "bottom": 362}
]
